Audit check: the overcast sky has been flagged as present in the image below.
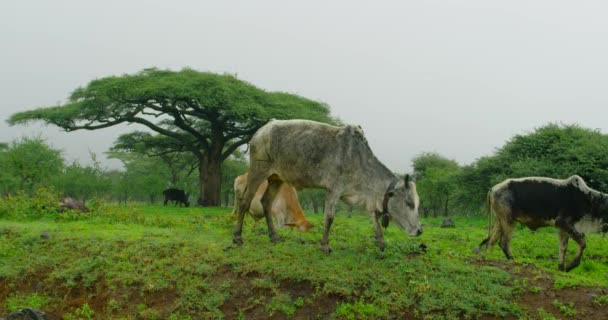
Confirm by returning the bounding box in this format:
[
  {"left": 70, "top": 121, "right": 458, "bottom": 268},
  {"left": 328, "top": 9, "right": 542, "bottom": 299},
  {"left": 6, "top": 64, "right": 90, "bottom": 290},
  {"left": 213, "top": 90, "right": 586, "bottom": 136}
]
[{"left": 1, "top": 1, "right": 607, "bottom": 172}]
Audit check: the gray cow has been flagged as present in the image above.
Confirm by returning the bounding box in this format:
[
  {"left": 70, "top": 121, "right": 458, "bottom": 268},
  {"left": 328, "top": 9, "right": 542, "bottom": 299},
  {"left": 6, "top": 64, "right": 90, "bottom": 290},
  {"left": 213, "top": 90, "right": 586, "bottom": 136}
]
[{"left": 233, "top": 119, "right": 422, "bottom": 253}]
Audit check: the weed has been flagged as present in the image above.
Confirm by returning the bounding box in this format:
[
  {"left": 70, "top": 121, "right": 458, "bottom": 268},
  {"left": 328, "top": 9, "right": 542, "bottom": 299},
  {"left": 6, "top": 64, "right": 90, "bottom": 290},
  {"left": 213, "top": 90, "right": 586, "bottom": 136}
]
[
  {"left": 537, "top": 308, "right": 558, "bottom": 320},
  {"left": 64, "top": 303, "right": 94, "bottom": 320},
  {"left": 593, "top": 294, "right": 608, "bottom": 306},
  {"left": 336, "top": 299, "right": 386, "bottom": 320},
  {"left": 265, "top": 293, "right": 298, "bottom": 317},
  {"left": 552, "top": 299, "right": 577, "bottom": 316},
  {"left": 6, "top": 293, "right": 50, "bottom": 312}
]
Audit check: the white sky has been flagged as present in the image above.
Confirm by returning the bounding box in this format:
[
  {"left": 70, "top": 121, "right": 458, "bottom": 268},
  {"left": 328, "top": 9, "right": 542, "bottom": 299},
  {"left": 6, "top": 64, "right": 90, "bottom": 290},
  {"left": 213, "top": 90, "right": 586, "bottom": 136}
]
[{"left": 1, "top": 1, "right": 607, "bottom": 172}]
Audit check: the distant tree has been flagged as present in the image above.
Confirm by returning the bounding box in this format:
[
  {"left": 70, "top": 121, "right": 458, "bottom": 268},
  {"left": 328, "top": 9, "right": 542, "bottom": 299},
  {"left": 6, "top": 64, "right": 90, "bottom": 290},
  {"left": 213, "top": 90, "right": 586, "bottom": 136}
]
[
  {"left": 453, "top": 123, "right": 608, "bottom": 214},
  {"left": 221, "top": 153, "right": 248, "bottom": 207},
  {"left": 54, "top": 153, "right": 111, "bottom": 204},
  {"left": 0, "top": 144, "right": 17, "bottom": 195},
  {"left": 1, "top": 137, "right": 63, "bottom": 194},
  {"left": 298, "top": 189, "right": 325, "bottom": 214},
  {"left": 412, "top": 152, "right": 460, "bottom": 217},
  {"left": 110, "top": 132, "right": 198, "bottom": 187},
  {"left": 8, "top": 68, "right": 334, "bottom": 206},
  {"left": 497, "top": 123, "right": 608, "bottom": 190},
  {"left": 107, "top": 151, "right": 171, "bottom": 203}
]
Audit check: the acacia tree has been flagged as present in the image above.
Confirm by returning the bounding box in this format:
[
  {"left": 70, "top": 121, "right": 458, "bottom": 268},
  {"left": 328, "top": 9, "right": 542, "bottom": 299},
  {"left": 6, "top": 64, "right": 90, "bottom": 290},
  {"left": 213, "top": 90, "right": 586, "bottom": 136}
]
[
  {"left": 9, "top": 68, "right": 333, "bottom": 205},
  {"left": 110, "top": 131, "right": 199, "bottom": 187}
]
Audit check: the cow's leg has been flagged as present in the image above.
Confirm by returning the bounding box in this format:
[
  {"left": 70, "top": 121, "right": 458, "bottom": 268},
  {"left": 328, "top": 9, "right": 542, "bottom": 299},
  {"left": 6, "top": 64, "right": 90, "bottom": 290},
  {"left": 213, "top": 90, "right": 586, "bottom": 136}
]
[
  {"left": 497, "top": 215, "right": 515, "bottom": 260},
  {"left": 163, "top": 197, "right": 168, "bottom": 206},
  {"left": 233, "top": 168, "right": 268, "bottom": 246},
  {"left": 260, "top": 179, "right": 283, "bottom": 243},
  {"left": 320, "top": 192, "right": 339, "bottom": 254},
  {"left": 558, "top": 229, "right": 569, "bottom": 271},
  {"left": 372, "top": 211, "right": 385, "bottom": 251},
  {"left": 498, "top": 231, "right": 514, "bottom": 260},
  {"left": 556, "top": 217, "right": 586, "bottom": 271}
]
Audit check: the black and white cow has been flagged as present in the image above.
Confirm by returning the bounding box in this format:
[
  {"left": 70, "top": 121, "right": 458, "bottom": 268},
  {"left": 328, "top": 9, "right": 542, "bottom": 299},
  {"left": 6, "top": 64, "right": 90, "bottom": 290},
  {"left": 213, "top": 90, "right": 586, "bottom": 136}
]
[
  {"left": 478, "top": 175, "right": 608, "bottom": 271},
  {"left": 162, "top": 188, "right": 190, "bottom": 207},
  {"left": 233, "top": 119, "right": 422, "bottom": 253}
]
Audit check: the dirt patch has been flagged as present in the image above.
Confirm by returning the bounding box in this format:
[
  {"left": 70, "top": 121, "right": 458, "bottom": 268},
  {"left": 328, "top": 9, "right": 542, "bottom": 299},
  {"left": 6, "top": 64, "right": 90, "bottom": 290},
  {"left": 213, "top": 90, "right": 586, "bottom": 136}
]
[
  {"left": 219, "top": 267, "right": 340, "bottom": 320},
  {"left": 1, "top": 267, "right": 339, "bottom": 320},
  {"left": 474, "top": 259, "right": 608, "bottom": 320},
  {"left": 0, "top": 273, "right": 178, "bottom": 319}
]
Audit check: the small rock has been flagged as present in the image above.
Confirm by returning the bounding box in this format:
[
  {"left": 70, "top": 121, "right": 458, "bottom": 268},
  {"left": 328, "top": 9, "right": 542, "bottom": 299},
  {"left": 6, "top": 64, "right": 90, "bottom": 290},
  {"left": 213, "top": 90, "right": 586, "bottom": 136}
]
[
  {"left": 40, "top": 232, "right": 50, "bottom": 240},
  {"left": 440, "top": 218, "right": 456, "bottom": 228},
  {"left": 5, "top": 308, "right": 48, "bottom": 320},
  {"left": 58, "top": 197, "right": 89, "bottom": 213}
]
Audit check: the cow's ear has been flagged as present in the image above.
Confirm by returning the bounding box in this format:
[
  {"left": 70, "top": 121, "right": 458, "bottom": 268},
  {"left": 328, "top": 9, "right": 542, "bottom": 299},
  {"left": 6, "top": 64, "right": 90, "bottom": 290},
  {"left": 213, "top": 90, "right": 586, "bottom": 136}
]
[{"left": 404, "top": 174, "right": 411, "bottom": 187}]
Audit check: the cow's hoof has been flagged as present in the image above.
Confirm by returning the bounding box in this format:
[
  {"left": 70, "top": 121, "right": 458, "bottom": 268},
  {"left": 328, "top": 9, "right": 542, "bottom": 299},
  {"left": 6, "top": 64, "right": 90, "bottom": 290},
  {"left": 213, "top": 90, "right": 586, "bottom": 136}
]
[
  {"left": 565, "top": 261, "right": 580, "bottom": 272},
  {"left": 270, "top": 235, "right": 283, "bottom": 243},
  {"left": 419, "top": 243, "right": 428, "bottom": 253},
  {"left": 321, "top": 245, "right": 332, "bottom": 254},
  {"left": 233, "top": 238, "right": 243, "bottom": 246}
]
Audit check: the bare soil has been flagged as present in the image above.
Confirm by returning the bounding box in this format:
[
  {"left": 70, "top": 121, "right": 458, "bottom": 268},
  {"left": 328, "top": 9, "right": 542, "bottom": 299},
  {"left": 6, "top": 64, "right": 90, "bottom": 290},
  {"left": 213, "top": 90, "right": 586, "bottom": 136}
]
[
  {"left": 1, "top": 262, "right": 607, "bottom": 319},
  {"left": 475, "top": 259, "right": 608, "bottom": 320}
]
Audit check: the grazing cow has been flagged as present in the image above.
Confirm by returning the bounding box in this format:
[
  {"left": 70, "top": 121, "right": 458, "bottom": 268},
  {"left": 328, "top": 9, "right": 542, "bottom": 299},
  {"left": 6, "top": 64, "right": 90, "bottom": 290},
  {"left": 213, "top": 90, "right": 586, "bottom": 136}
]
[
  {"left": 478, "top": 175, "right": 608, "bottom": 271},
  {"left": 162, "top": 188, "right": 190, "bottom": 207},
  {"left": 233, "top": 119, "right": 422, "bottom": 253},
  {"left": 232, "top": 172, "right": 313, "bottom": 231}
]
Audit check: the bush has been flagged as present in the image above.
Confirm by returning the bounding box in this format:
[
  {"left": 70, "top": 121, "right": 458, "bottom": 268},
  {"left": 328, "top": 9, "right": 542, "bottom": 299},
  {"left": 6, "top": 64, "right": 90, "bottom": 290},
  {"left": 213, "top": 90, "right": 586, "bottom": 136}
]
[{"left": 0, "top": 187, "right": 60, "bottom": 220}]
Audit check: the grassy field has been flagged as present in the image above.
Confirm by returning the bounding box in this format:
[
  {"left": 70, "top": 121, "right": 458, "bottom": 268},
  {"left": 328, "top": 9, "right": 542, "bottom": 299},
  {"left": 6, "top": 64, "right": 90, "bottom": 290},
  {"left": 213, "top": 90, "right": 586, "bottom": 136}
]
[{"left": 1, "top": 199, "right": 608, "bottom": 319}]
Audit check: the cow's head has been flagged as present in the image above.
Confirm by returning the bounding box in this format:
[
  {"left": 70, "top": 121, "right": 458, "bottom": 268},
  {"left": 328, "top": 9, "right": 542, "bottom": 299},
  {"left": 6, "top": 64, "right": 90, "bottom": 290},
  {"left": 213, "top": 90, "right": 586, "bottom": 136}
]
[{"left": 386, "top": 174, "right": 422, "bottom": 237}]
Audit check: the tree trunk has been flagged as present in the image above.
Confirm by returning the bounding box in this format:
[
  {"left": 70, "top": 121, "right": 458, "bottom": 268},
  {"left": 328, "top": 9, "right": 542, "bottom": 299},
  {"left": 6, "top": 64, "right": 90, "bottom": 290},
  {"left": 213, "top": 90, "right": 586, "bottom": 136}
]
[
  {"left": 224, "top": 191, "right": 230, "bottom": 207},
  {"left": 197, "top": 154, "right": 222, "bottom": 206},
  {"left": 443, "top": 193, "right": 449, "bottom": 216},
  {"left": 312, "top": 199, "right": 319, "bottom": 214}
]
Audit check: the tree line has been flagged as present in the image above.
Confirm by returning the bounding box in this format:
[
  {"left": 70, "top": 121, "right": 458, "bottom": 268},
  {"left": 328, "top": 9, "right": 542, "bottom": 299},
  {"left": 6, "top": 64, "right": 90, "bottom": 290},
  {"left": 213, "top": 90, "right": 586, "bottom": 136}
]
[
  {"left": 413, "top": 123, "right": 608, "bottom": 217},
  {"left": 8, "top": 68, "right": 334, "bottom": 206},
  {"left": 6, "top": 68, "right": 608, "bottom": 214}
]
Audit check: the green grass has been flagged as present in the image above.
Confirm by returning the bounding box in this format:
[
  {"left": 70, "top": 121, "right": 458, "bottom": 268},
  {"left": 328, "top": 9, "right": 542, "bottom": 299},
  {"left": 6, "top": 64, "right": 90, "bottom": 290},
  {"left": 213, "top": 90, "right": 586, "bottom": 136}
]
[{"left": 1, "top": 201, "right": 607, "bottom": 319}]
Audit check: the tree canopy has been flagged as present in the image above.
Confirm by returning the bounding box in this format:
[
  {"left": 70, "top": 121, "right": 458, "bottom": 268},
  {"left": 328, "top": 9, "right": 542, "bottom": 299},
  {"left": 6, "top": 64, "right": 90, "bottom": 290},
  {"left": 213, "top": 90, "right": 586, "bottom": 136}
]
[{"left": 8, "top": 68, "right": 335, "bottom": 205}]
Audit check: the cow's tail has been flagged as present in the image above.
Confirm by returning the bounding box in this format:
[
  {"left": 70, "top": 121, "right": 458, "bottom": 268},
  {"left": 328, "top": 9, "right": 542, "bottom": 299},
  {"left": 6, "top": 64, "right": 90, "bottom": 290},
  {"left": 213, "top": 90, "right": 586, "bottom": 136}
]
[{"left": 478, "top": 189, "right": 494, "bottom": 251}]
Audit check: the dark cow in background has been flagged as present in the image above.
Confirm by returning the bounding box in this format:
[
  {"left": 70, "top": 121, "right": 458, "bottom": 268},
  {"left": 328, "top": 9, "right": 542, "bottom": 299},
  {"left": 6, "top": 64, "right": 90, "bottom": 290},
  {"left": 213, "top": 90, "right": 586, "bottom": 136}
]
[
  {"left": 478, "top": 175, "right": 608, "bottom": 271},
  {"left": 233, "top": 119, "right": 422, "bottom": 253},
  {"left": 163, "top": 188, "right": 190, "bottom": 207}
]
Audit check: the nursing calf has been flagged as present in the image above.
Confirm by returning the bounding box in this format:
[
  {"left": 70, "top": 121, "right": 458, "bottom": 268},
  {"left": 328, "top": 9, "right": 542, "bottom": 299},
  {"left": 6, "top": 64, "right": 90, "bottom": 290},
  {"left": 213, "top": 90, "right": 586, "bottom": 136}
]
[
  {"left": 232, "top": 172, "right": 313, "bottom": 231},
  {"left": 478, "top": 175, "right": 608, "bottom": 271},
  {"left": 233, "top": 119, "right": 422, "bottom": 253}
]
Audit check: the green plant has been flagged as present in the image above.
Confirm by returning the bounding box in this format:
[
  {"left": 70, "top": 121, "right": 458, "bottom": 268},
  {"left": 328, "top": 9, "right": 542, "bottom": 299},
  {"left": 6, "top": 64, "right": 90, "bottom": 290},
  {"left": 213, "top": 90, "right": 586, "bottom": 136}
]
[
  {"left": 336, "top": 300, "right": 385, "bottom": 320},
  {"left": 593, "top": 294, "right": 608, "bottom": 306},
  {"left": 64, "top": 303, "right": 94, "bottom": 320},
  {"left": 537, "top": 308, "right": 558, "bottom": 320},
  {"left": 6, "top": 293, "right": 50, "bottom": 312},
  {"left": 265, "top": 293, "right": 298, "bottom": 317},
  {"left": 552, "top": 299, "right": 577, "bottom": 316}
]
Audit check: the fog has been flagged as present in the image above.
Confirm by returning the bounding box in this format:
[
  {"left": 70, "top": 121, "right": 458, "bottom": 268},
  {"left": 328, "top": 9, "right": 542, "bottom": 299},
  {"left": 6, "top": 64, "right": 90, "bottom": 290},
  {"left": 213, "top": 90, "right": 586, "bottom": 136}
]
[{"left": 2, "top": 1, "right": 607, "bottom": 172}]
